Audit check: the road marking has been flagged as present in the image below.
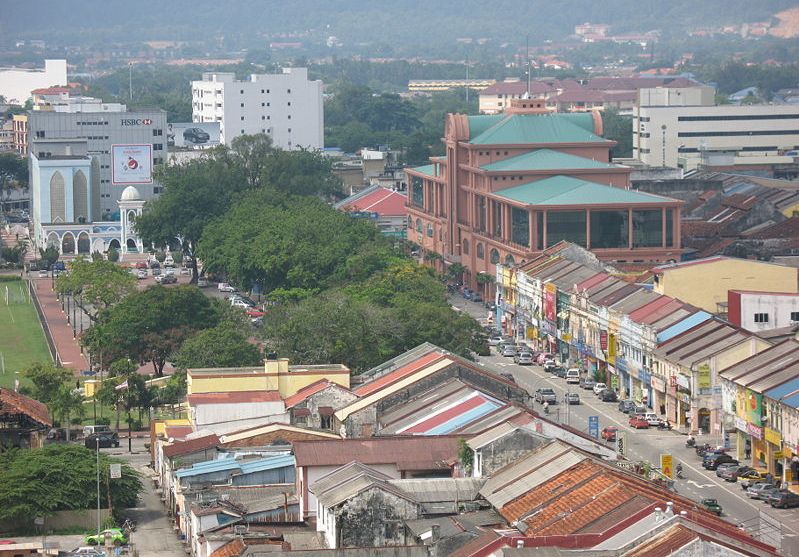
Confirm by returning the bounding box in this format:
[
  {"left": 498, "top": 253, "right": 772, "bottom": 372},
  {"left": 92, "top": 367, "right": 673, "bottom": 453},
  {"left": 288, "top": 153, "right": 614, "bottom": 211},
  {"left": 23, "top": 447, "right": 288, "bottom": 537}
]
[{"left": 686, "top": 480, "right": 715, "bottom": 489}]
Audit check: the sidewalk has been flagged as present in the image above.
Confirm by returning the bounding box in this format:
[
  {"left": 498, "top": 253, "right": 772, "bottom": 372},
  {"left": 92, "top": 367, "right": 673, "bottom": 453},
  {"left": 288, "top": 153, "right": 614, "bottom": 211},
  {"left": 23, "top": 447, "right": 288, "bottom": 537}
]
[{"left": 33, "top": 278, "right": 90, "bottom": 372}]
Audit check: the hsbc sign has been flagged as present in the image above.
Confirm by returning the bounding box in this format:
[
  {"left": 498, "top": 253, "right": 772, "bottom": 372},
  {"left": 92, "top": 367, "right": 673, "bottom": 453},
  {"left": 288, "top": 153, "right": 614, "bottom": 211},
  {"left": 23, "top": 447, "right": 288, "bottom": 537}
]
[{"left": 121, "top": 118, "right": 152, "bottom": 126}]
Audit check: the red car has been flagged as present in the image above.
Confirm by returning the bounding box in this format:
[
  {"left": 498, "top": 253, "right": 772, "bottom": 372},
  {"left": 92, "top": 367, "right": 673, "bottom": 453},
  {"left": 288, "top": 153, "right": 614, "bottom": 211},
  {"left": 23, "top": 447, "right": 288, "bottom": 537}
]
[
  {"left": 629, "top": 415, "right": 650, "bottom": 429},
  {"left": 601, "top": 426, "right": 618, "bottom": 441},
  {"left": 245, "top": 308, "right": 265, "bottom": 318}
]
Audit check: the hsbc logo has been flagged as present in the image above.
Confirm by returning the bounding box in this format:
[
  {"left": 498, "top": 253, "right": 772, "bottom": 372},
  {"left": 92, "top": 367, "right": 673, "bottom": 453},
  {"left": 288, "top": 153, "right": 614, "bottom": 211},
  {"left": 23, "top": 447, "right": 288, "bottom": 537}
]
[{"left": 121, "top": 118, "right": 152, "bottom": 126}]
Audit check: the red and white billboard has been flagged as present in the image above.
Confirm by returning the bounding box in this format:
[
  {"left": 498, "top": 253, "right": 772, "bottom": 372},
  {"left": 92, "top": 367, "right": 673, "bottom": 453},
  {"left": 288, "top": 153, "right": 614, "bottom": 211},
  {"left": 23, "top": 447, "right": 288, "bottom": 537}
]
[{"left": 112, "top": 144, "right": 153, "bottom": 185}]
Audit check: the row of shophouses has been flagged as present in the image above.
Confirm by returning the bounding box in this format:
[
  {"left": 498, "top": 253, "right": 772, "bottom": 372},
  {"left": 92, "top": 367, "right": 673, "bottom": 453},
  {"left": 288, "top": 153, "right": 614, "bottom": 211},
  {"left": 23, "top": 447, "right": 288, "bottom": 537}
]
[{"left": 494, "top": 243, "right": 799, "bottom": 482}]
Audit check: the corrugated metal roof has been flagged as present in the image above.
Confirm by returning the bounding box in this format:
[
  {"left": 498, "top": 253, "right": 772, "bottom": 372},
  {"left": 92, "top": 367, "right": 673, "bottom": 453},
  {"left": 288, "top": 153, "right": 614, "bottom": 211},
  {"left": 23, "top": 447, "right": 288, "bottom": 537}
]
[
  {"left": 481, "top": 149, "right": 617, "bottom": 172},
  {"left": 237, "top": 454, "right": 294, "bottom": 475},
  {"left": 469, "top": 113, "right": 604, "bottom": 145},
  {"left": 765, "top": 377, "right": 799, "bottom": 401},
  {"left": 176, "top": 455, "right": 239, "bottom": 478},
  {"left": 293, "top": 435, "right": 461, "bottom": 470},
  {"left": 720, "top": 340, "right": 799, "bottom": 382},
  {"left": 387, "top": 478, "right": 485, "bottom": 503},
  {"left": 656, "top": 311, "right": 712, "bottom": 344},
  {"left": 379, "top": 380, "right": 472, "bottom": 432}
]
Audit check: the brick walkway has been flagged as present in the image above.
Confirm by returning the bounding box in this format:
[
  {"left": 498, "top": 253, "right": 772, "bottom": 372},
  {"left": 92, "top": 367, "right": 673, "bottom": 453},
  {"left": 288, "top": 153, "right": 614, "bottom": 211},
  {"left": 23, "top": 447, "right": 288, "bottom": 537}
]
[{"left": 33, "top": 278, "right": 90, "bottom": 372}]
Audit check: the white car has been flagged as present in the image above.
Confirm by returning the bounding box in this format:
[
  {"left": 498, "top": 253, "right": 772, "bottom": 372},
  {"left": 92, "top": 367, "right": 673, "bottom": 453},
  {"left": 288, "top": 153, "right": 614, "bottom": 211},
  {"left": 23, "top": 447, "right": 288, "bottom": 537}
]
[
  {"left": 197, "top": 278, "right": 209, "bottom": 288},
  {"left": 70, "top": 548, "right": 103, "bottom": 556},
  {"left": 230, "top": 299, "right": 252, "bottom": 309},
  {"left": 38, "top": 269, "right": 49, "bottom": 278},
  {"left": 593, "top": 382, "right": 607, "bottom": 395},
  {"left": 218, "top": 282, "right": 237, "bottom": 292},
  {"left": 165, "top": 267, "right": 175, "bottom": 276},
  {"left": 180, "top": 267, "right": 191, "bottom": 276}
]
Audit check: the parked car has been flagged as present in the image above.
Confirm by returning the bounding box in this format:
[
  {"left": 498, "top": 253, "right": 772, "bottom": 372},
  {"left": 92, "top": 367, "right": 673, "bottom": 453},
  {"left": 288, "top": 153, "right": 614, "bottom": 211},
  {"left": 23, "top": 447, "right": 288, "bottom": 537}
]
[
  {"left": 739, "top": 471, "right": 767, "bottom": 488},
  {"left": 768, "top": 490, "right": 799, "bottom": 508},
  {"left": 183, "top": 127, "right": 211, "bottom": 144},
  {"left": 718, "top": 465, "right": 753, "bottom": 481},
  {"left": 197, "top": 278, "right": 209, "bottom": 288},
  {"left": 514, "top": 352, "right": 534, "bottom": 365},
  {"left": 135, "top": 261, "right": 148, "bottom": 270},
  {"left": 136, "top": 269, "right": 147, "bottom": 280},
  {"left": 85, "top": 528, "right": 127, "bottom": 546},
  {"left": 601, "top": 426, "right": 618, "bottom": 441},
  {"left": 552, "top": 366, "right": 568, "bottom": 379},
  {"left": 83, "top": 425, "right": 111, "bottom": 437},
  {"left": 85, "top": 432, "right": 119, "bottom": 449},
  {"left": 593, "top": 383, "right": 608, "bottom": 395},
  {"left": 703, "top": 454, "right": 738, "bottom": 471},
  {"left": 164, "top": 255, "right": 175, "bottom": 266},
  {"left": 599, "top": 389, "right": 618, "bottom": 402},
  {"left": 534, "top": 388, "right": 557, "bottom": 404},
  {"left": 164, "top": 267, "right": 175, "bottom": 276},
  {"left": 565, "top": 392, "right": 580, "bottom": 405},
  {"left": 472, "top": 293, "right": 483, "bottom": 303},
  {"left": 501, "top": 345, "right": 517, "bottom": 358},
  {"left": 38, "top": 269, "right": 49, "bottom": 278},
  {"left": 160, "top": 274, "right": 177, "bottom": 285},
  {"left": 245, "top": 308, "right": 265, "bottom": 318},
  {"left": 151, "top": 267, "right": 161, "bottom": 277},
  {"left": 565, "top": 368, "right": 580, "bottom": 384},
  {"left": 579, "top": 377, "right": 596, "bottom": 390},
  {"left": 536, "top": 352, "right": 554, "bottom": 365},
  {"left": 715, "top": 462, "right": 740, "bottom": 478},
  {"left": 642, "top": 413, "right": 661, "bottom": 426},
  {"left": 543, "top": 360, "right": 558, "bottom": 373},
  {"left": 218, "top": 282, "right": 237, "bottom": 292},
  {"left": 488, "top": 335, "right": 503, "bottom": 346},
  {"left": 148, "top": 260, "right": 160, "bottom": 269},
  {"left": 69, "top": 547, "right": 104, "bottom": 556},
  {"left": 747, "top": 483, "right": 781, "bottom": 500},
  {"left": 180, "top": 267, "right": 191, "bottom": 276},
  {"left": 629, "top": 415, "right": 649, "bottom": 429},
  {"left": 699, "top": 498, "right": 722, "bottom": 516},
  {"left": 618, "top": 400, "right": 636, "bottom": 413}
]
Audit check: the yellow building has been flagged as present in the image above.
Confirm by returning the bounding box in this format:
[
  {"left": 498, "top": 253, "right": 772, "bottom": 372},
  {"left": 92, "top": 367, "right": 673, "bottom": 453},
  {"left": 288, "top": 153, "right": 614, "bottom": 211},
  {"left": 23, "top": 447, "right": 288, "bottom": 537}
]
[
  {"left": 187, "top": 358, "right": 350, "bottom": 399},
  {"left": 652, "top": 256, "right": 797, "bottom": 314}
]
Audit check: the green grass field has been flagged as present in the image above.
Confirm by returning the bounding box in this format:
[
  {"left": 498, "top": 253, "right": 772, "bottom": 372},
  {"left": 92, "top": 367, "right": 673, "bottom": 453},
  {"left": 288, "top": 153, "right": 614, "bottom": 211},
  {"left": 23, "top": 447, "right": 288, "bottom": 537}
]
[{"left": 0, "top": 279, "right": 52, "bottom": 388}]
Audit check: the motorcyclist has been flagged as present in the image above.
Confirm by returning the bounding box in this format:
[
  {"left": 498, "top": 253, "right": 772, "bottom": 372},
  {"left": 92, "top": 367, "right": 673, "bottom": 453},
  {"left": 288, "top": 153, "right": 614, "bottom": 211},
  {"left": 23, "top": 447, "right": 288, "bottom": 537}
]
[
  {"left": 543, "top": 401, "right": 550, "bottom": 414},
  {"left": 676, "top": 462, "right": 683, "bottom": 478}
]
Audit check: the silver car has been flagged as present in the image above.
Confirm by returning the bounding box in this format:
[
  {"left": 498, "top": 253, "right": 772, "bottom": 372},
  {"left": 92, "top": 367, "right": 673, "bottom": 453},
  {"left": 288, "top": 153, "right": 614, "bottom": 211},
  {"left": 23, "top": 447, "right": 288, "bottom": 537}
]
[
  {"left": 515, "top": 352, "right": 534, "bottom": 365},
  {"left": 501, "top": 345, "right": 517, "bottom": 357}
]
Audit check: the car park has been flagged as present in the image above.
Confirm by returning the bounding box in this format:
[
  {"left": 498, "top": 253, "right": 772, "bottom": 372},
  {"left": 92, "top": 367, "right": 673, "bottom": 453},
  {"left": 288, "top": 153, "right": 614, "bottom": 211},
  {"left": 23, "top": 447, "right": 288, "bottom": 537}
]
[
  {"left": 629, "top": 415, "right": 649, "bottom": 428},
  {"left": 85, "top": 432, "right": 120, "bottom": 449},
  {"left": 747, "top": 483, "right": 781, "bottom": 500},
  {"left": 599, "top": 389, "right": 618, "bottom": 402},
  {"left": 618, "top": 400, "right": 636, "bottom": 413},
  {"left": 579, "top": 377, "right": 596, "bottom": 390},
  {"left": 565, "top": 368, "right": 580, "bottom": 384},
  {"left": 534, "top": 388, "right": 557, "bottom": 404},
  {"left": 768, "top": 490, "right": 799, "bottom": 508},
  {"left": 565, "top": 392, "right": 580, "bottom": 404},
  {"left": 601, "top": 426, "right": 618, "bottom": 441},
  {"left": 699, "top": 498, "right": 722, "bottom": 516},
  {"left": 514, "top": 352, "right": 534, "bottom": 365},
  {"left": 593, "top": 383, "right": 607, "bottom": 396}
]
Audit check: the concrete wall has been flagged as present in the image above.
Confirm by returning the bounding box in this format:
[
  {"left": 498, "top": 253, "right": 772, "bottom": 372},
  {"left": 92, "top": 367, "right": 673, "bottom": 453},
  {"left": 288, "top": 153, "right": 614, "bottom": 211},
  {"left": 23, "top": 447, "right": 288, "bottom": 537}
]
[
  {"left": 476, "top": 429, "right": 543, "bottom": 477},
  {"left": 0, "top": 508, "right": 110, "bottom": 533},
  {"left": 294, "top": 387, "right": 358, "bottom": 431},
  {"left": 335, "top": 487, "right": 420, "bottom": 549}
]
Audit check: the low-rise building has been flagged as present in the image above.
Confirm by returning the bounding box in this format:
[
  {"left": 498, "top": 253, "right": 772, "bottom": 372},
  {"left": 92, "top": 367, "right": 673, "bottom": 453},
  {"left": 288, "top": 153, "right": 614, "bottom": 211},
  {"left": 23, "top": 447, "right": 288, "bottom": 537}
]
[
  {"left": 728, "top": 290, "right": 799, "bottom": 334},
  {"left": 334, "top": 185, "right": 408, "bottom": 238}
]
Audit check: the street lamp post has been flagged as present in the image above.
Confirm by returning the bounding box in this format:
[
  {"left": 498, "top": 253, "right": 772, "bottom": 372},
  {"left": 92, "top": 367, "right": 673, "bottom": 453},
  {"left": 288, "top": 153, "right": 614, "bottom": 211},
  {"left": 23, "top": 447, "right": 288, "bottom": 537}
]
[{"left": 96, "top": 436, "right": 101, "bottom": 541}]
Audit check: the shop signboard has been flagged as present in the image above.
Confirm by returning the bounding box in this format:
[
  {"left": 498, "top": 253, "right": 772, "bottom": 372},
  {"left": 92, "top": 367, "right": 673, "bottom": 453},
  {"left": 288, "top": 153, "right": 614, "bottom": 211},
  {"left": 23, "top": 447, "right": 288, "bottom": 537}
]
[
  {"left": 676, "top": 374, "right": 690, "bottom": 391},
  {"left": 660, "top": 454, "right": 673, "bottom": 479},
  {"left": 588, "top": 416, "right": 599, "bottom": 439},
  {"left": 735, "top": 416, "right": 747, "bottom": 433},
  {"left": 610, "top": 374, "right": 619, "bottom": 389},
  {"left": 765, "top": 428, "right": 781, "bottom": 446},
  {"left": 746, "top": 389, "right": 763, "bottom": 426},
  {"left": 747, "top": 423, "right": 763, "bottom": 440},
  {"left": 697, "top": 364, "right": 711, "bottom": 390},
  {"left": 600, "top": 331, "right": 608, "bottom": 351},
  {"left": 651, "top": 376, "right": 666, "bottom": 392}
]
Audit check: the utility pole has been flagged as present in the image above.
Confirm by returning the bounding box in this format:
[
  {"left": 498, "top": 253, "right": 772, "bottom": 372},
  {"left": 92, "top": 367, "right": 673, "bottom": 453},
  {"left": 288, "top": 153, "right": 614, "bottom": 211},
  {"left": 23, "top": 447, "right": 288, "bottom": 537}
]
[
  {"left": 96, "top": 436, "right": 101, "bottom": 541},
  {"left": 526, "top": 35, "right": 531, "bottom": 96},
  {"left": 465, "top": 55, "right": 470, "bottom": 103}
]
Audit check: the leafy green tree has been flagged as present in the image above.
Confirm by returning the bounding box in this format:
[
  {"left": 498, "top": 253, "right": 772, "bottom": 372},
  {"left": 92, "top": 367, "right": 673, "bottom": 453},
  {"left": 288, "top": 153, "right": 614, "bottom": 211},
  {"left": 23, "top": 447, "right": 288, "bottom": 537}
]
[
  {"left": 50, "top": 384, "right": 85, "bottom": 429},
  {"left": 107, "top": 247, "right": 119, "bottom": 262},
  {"left": 95, "top": 376, "right": 125, "bottom": 431},
  {"left": 154, "top": 370, "right": 187, "bottom": 416},
  {"left": 55, "top": 259, "right": 137, "bottom": 322},
  {"left": 602, "top": 108, "right": 633, "bottom": 159},
  {"left": 135, "top": 152, "right": 246, "bottom": 282},
  {"left": 227, "top": 133, "right": 276, "bottom": 189},
  {"left": 0, "top": 445, "right": 142, "bottom": 521},
  {"left": 83, "top": 285, "right": 223, "bottom": 376},
  {"left": 91, "top": 250, "right": 104, "bottom": 262},
  {"left": 38, "top": 245, "right": 59, "bottom": 269},
  {"left": 173, "top": 325, "right": 262, "bottom": 368},
  {"left": 0, "top": 152, "right": 28, "bottom": 200},
  {"left": 259, "top": 148, "right": 342, "bottom": 197},
  {"left": 198, "top": 192, "right": 383, "bottom": 291},
  {"left": 23, "top": 362, "right": 73, "bottom": 407},
  {"left": 170, "top": 250, "right": 183, "bottom": 264}
]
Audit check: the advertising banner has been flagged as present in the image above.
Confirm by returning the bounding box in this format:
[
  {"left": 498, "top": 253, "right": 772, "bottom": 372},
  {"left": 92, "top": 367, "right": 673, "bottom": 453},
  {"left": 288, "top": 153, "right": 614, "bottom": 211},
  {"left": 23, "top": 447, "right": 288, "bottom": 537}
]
[
  {"left": 588, "top": 416, "right": 599, "bottom": 439},
  {"left": 544, "top": 283, "right": 557, "bottom": 323},
  {"left": 112, "top": 144, "right": 152, "bottom": 184},
  {"left": 167, "top": 122, "right": 221, "bottom": 148},
  {"left": 660, "top": 454, "right": 673, "bottom": 479}
]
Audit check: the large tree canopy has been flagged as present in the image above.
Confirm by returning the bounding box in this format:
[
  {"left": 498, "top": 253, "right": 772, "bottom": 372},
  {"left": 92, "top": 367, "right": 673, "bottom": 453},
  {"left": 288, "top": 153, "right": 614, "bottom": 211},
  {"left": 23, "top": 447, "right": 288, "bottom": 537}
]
[
  {"left": 198, "top": 192, "right": 383, "bottom": 292},
  {"left": 55, "top": 259, "right": 137, "bottom": 321},
  {"left": 82, "top": 285, "right": 223, "bottom": 376},
  {"left": 173, "top": 324, "right": 262, "bottom": 369},
  {"left": 0, "top": 445, "right": 142, "bottom": 521}
]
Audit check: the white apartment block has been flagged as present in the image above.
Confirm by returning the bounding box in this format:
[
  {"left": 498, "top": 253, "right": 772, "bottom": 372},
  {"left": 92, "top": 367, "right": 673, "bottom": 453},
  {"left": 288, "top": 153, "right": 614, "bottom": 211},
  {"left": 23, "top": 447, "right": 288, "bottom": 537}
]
[
  {"left": 191, "top": 68, "right": 323, "bottom": 149},
  {"left": 634, "top": 87, "right": 799, "bottom": 169}
]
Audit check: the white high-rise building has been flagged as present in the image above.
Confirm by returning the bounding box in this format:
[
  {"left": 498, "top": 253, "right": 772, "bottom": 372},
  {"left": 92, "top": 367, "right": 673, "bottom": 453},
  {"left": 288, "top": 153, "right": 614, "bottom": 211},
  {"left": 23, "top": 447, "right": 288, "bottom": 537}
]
[
  {"left": 0, "top": 59, "right": 67, "bottom": 105},
  {"left": 634, "top": 86, "right": 799, "bottom": 170},
  {"left": 191, "top": 68, "right": 323, "bottom": 149}
]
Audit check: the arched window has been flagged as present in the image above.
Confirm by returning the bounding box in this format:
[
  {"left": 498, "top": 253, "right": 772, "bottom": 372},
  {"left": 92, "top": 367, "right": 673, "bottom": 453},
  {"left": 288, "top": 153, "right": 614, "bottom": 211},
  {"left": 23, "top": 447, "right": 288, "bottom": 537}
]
[
  {"left": 427, "top": 224, "right": 434, "bottom": 237},
  {"left": 77, "top": 232, "right": 90, "bottom": 254},
  {"left": 61, "top": 232, "right": 75, "bottom": 255},
  {"left": 505, "top": 254, "right": 516, "bottom": 266},
  {"left": 407, "top": 216, "right": 413, "bottom": 229},
  {"left": 73, "top": 170, "right": 88, "bottom": 223},
  {"left": 415, "top": 218, "right": 422, "bottom": 233},
  {"left": 490, "top": 248, "right": 500, "bottom": 264},
  {"left": 49, "top": 171, "right": 66, "bottom": 223},
  {"left": 476, "top": 243, "right": 484, "bottom": 260},
  {"left": 462, "top": 239, "right": 469, "bottom": 255}
]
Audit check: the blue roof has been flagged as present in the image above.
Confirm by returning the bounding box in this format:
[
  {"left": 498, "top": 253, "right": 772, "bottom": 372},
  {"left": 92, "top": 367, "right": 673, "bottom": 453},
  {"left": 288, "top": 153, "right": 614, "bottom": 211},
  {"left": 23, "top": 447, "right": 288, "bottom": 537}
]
[
  {"left": 657, "top": 311, "right": 713, "bottom": 344},
  {"left": 782, "top": 392, "right": 799, "bottom": 410},
  {"left": 765, "top": 378, "right": 799, "bottom": 402},
  {"left": 238, "top": 454, "right": 295, "bottom": 474},
  {"left": 176, "top": 456, "right": 238, "bottom": 479}
]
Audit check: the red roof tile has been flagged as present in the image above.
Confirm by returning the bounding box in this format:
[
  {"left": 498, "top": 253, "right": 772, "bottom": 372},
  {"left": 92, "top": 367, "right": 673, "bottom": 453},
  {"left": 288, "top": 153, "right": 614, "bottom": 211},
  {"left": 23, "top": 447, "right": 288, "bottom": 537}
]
[
  {"left": 209, "top": 538, "right": 245, "bottom": 557},
  {"left": 339, "top": 187, "right": 408, "bottom": 216},
  {"left": 162, "top": 434, "right": 220, "bottom": 458},
  {"left": 354, "top": 351, "right": 447, "bottom": 396},
  {"left": 187, "top": 390, "right": 282, "bottom": 405},
  {"left": 0, "top": 388, "right": 51, "bottom": 426},
  {"left": 283, "top": 380, "right": 335, "bottom": 408},
  {"left": 624, "top": 524, "right": 700, "bottom": 557},
  {"left": 164, "top": 425, "right": 194, "bottom": 440},
  {"left": 745, "top": 216, "right": 799, "bottom": 239},
  {"left": 293, "top": 435, "right": 461, "bottom": 470}
]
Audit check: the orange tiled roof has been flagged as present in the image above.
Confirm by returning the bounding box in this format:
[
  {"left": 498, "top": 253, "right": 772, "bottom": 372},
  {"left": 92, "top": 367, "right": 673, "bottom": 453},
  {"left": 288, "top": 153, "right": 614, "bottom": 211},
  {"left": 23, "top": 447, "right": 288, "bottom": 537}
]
[
  {"left": 283, "top": 379, "right": 336, "bottom": 408},
  {"left": 354, "top": 351, "right": 447, "bottom": 396},
  {"left": 0, "top": 387, "right": 51, "bottom": 427},
  {"left": 209, "top": 538, "right": 245, "bottom": 557},
  {"left": 624, "top": 523, "right": 700, "bottom": 557}
]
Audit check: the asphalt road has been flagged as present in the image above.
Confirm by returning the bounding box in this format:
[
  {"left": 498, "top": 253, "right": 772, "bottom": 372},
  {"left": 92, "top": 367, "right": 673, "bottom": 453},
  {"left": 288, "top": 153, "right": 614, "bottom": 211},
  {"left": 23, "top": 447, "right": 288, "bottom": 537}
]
[{"left": 450, "top": 295, "right": 799, "bottom": 555}]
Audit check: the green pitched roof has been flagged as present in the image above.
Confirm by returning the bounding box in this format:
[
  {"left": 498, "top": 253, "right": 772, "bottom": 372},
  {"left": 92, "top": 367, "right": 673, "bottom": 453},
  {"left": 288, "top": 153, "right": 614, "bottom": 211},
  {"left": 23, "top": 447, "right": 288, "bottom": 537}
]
[
  {"left": 467, "top": 114, "right": 505, "bottom": 139},
  {"left": 411, "top": 164, "right": 439, "bottom": 177},
  {"left": 481, "top": 149, "right": 619, "bottom": 172},
  {"left": 493, "top": 175, "right": 673, "bottom": 206},
  {"left": 469, "top": 113, "right": 608, "bottom": 145}
]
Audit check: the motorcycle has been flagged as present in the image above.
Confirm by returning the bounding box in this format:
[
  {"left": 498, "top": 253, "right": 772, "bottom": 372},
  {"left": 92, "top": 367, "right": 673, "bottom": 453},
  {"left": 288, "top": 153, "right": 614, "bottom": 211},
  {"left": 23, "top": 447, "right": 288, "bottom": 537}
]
[
  {"left": 657, "top": 421, "right": 672, "bottom": 431},
  {"left": 685, "top": 437, "right": 696, "bottom": 448},
  {"left": 695, "top": 443, "right": 712, "bottom": 456},
  {"left": 676, "top": 463, "right": 684, "bottom": 479}
]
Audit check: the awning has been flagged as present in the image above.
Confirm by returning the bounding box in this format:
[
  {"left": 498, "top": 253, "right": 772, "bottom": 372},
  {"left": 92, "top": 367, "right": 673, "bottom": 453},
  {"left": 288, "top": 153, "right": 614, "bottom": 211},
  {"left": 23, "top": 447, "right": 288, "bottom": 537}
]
[
  {"left": 318, "top": 406, "right": 335, "bottom": 417},
  {"left": 292, "top": 408, "right": 311, "bottom": 417}
]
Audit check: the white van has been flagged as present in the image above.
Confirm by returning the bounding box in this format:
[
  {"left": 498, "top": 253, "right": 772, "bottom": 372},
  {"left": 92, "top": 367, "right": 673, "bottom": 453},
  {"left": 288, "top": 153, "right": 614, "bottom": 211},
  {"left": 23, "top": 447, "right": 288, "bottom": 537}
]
[{"left": 565, "top": 368, "right": 581, "bottom": 384}]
